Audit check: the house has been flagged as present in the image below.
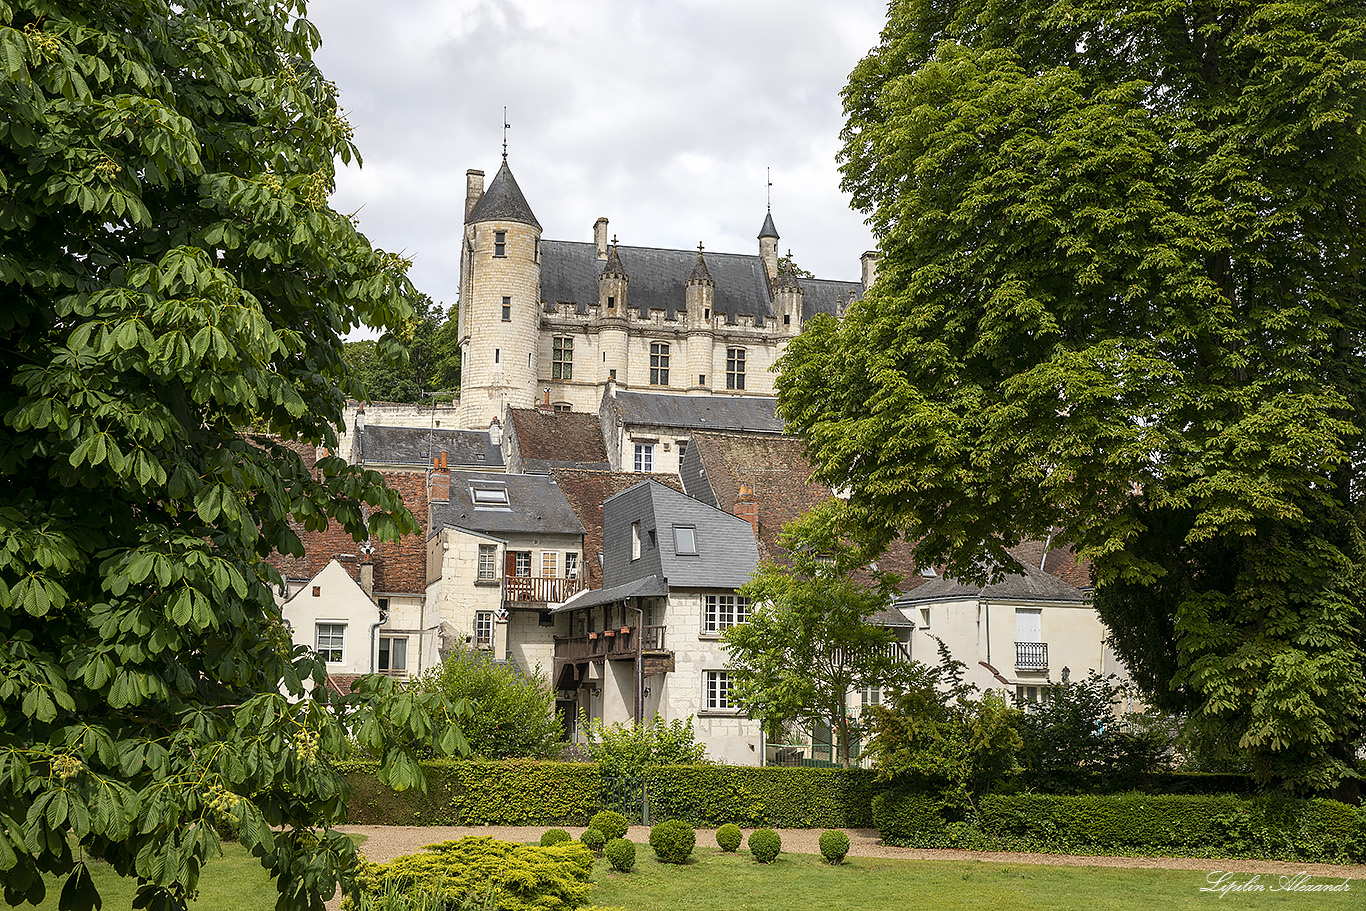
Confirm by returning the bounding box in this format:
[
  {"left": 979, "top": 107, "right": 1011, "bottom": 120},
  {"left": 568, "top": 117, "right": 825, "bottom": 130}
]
[
  {"left": 550, "top": 468, "right": 687, "bottom": 590},
  {"left": 502, "top": 406, "right": 611, "bottom": 474},
  {"left": 895, "top": 560, "right": 1124, "bottom": 705},
  {"left": 599, "top": 388, "right": 785, "bottom": 475},
  {"left": 552, "top": 480, "right": 764, "bottom": 765},
  {"left": 424, "top": 467, "right": 587, "bottom": 675},
  {"left": 453, "top": 155, "right": 875, "bottom": 428}
]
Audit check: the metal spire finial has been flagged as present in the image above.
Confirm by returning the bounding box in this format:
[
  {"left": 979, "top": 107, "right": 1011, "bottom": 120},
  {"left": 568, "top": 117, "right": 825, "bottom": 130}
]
[
  {"left": 766, "top": 167, "right": 773, "bottom": 212},
  {"left": 502, "top": 106, "right": 510, "bottom": 160},
  {"left": 697, "top": 241, "right": 704, "bottom": 253}
]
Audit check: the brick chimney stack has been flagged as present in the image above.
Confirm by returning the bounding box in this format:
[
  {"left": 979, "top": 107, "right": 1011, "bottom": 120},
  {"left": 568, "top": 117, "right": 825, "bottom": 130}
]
[
  {"left": 734, "top": 485, "right": 759, "bottom": 540},
  {"left": 428, "top": 451, "right": 450, "bottom": 503}
]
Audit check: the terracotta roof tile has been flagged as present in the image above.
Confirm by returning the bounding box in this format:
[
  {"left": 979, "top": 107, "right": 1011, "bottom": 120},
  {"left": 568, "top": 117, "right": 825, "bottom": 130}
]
[
  {"left": 508, "top": 408, "right": 609, "bottom": 466},
  {"left": 550, "top": 469, "right": 684, "bottom": 589}
]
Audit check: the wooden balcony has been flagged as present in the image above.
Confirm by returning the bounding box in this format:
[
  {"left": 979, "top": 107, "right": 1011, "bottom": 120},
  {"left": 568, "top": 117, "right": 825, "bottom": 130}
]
[
  {"left": 1016, "top": 641, "right": 1048, "bottom": 671},
  {"left": 554, "top": 627, "right": 641, "bottom": 663},
  {"left": 504, "top": 575, "right": 587, "bottom": 605}
]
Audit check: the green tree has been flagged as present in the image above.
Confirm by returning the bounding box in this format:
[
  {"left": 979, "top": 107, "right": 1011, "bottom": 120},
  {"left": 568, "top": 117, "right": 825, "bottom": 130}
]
[
  {"left": 413, "top": 649, "right": 564, "bottom": 759},
  {"left": 0, "top": 3, "right": 467, "bottom": 909},
  {"left": 578, "top": 713, "right": 706, "bottom": 778},
  {"left": 780, "top": 0, "right": 1366, "bottom": 793},
  {"left": 724, "top": 506, "right": 919, "bottom": 767},
  {"left": 342, "top": 292, "right": 460, "bottom": 404}
]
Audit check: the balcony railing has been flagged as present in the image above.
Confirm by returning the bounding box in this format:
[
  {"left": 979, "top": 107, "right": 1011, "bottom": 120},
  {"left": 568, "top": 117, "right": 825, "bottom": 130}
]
[
  {"left": 503, "top": 575, "right": 587, "bottom": 604},
  {"left": 553, "top": 627, "right": 640, "bottom": 662},
  {"left": 641, "top": 625, "right": 667, "bottom": 652},
  {"left": 1016, "top": 641, "right": 1048, "bottom": 670},
  {"left": 832, "top": 640, "right": 912, "bottom": 666}
]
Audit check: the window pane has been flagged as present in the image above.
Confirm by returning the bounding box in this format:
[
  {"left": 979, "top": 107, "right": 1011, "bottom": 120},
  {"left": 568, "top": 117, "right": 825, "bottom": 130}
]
[{"left": 674, "top": 526, "right": 696, "bottom": 555}]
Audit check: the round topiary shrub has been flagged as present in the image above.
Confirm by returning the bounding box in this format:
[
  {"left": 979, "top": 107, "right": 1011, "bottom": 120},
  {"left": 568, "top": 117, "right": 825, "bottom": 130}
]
[
  {"left": 715, "top": 823, "right": 742, "bottom": 853},
  {"left": 819, "top": 829, "right": 850, "bottom": 864},
  {"left": 579, "top": 827, "right": 606, "bottom": 855},
  {"left": 540, "top": 828, "right": 571, "bottom": 846},
  {"left": 748, "top": 828, "right": 781, "bottom": 864},
  {"left": 649, "top": 820, "right": 696, "bottom": 864},
  {"left": 605, "top": 837, "right": 636, "bottom": 872},
  {"left": 590, "top": 810, "right": 630, "bottom": 842}
]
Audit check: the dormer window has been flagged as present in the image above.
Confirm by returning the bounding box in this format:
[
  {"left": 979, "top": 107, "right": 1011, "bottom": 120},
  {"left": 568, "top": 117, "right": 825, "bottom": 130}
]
[
  {"left": 471, "top": 485, "right": 509, "bottom": 506},
  {"left": 674, "top": 525, "right": 697, "bottom": 555}
]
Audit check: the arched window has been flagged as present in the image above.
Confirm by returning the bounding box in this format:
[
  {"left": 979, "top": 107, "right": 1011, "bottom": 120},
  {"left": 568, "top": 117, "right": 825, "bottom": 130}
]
[
  {"left": 650, "top": 342, "right": 670, "bottom": 386},
  {"left": 726, "top": 348, "right": 746, "bottom": 390}
]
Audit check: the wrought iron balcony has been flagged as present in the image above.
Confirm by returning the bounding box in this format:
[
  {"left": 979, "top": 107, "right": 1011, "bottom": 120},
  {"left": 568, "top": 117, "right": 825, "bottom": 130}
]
[{"left": 1016, "top": 641, "right": 1048, "bottom": 671}]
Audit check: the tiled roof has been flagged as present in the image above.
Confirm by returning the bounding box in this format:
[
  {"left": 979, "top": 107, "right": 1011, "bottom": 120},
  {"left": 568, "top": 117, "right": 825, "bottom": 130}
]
[
  {"left": 895, "top": 559, "right": 1090, "bottom": 605},
  {"left": 550, "top": 469, "right": 685, "bottom": 589},
  {"left": 356, "top": 424, "right": 502, "bottom": 469},
  {"left": 466, "top": 160, "right": 541, "bottom": 229},
  {"left": 508, "top": 408, "right": 609, "bottom": 467},
  {"left": 608, "top": 391, "right": 785, "bottom": 433},
  {"left": 430, "top": 471, "right": 584, "bottom": 537},
  {"left": 552, "top": 574, "right": 669, "bottom": 612}
]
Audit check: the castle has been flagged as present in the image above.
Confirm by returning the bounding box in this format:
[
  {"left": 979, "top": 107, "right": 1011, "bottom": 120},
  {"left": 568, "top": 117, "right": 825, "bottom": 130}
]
[{"left": 454, "top": 156, "right": 878, "bottom": 429}]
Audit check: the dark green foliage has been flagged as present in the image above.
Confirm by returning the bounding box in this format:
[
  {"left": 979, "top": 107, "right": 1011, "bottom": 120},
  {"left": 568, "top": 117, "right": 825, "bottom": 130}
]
[
  {"left": 353, "top": 837, "right": 592, "bottom": 911},
  {"left": 1016, "top": 673, "right": 1167, "bottom": 793},
  {"left": 715, "top": 823, "right": 742, "bottom": 853},
  {"left": 342, "top": 292, "right": 460, "bottom": 404},
  {"left": 644, "top": 765, "right": 879, "bottom": 828},
  {"left": 604, "top": 837, "right": 636, "bottom": 873},
  {"left": 589, "top": 810, "right": 629, "bottom": 842},
  {"left": 871, "top": 790, "right": 948, "bottom": 843},
  {"left": 578, "top": 828, "right": 605, "bottom": 855},
  {"left": 414, "top": 648, "right": 565, "bottom": 759},
  {"left": 341, "top": 759, "right": 600, "bottom": 825},
  {"left": 747, "top": 828, "right": 782, "bottom": 864},
  {"left": 539, "top": 829, "right": 571, "bottom": 847},
  {"left": 579, "top": 713, "right": 707, "bottom": 777},
  {"left": 648, "top": 820, "right": 696, "bottom": 865},
  {"left": 783, "top": 0, "right": 1366, "bottom": 794},
  {"left": 0, "top": 3, "right": 472, "bottom": 909},
  {"left": 818, "top": 830, "right": 850, "bottom": 864}
]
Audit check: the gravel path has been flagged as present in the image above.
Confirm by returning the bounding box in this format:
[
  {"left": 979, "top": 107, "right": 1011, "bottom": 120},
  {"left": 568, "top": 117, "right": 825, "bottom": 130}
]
[{"left": 325, "top": 824, "right": 1366, "bottom": 910}]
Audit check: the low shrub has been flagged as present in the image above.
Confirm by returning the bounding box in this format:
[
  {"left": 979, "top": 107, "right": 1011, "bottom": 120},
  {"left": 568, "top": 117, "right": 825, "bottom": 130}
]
[
  {"left": 645, "top": 765, "right": 878, "bottom": 828},
  {"left": 715, "top": 823, "right": 742, "bottom": 852},
  {"left": 604, "top": 837, "right": 636, "bottom": 872},
  {"left": 818, "top": 829, "right": 850, "bottom": 864},
  {"left": 649, "top": 820, "right": 696, "bottom": 864},
  {"left": 540, "top": 828, "right": 571, "bottom": 846},
  {"left": 748, "top": 828, "right": 781, "bottom": 864},
  {"left": 579, "top": 828, "right": 606, "bottom": 855},
  {"left": 352, "top": 836, "right": 592, "bottom": 911},
  {"left": 590, "top": 810, "right": 630, "bottom": 842},
  {"left": 871, "top": 790, "right": 946, "bottom": 844}
]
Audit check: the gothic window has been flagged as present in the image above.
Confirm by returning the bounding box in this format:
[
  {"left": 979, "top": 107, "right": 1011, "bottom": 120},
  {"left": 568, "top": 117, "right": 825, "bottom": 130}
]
[
  {"left": 494, "top": 230, "right": 506, "bottom": 257},
  {"left": 726, "top": 348, "right": 746, "bottom": 390},
  {"left": 552, "top": 336, "right": 573, "bottom": 379},
  {"left": 650, "top": 342, "right": 670, "bottom": 385}
]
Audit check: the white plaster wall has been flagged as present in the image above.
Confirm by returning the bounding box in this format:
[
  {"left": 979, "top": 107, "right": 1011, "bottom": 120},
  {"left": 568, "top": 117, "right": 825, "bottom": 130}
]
[{"left": 280, "top": 560, "right": 380, "bottom": 676}]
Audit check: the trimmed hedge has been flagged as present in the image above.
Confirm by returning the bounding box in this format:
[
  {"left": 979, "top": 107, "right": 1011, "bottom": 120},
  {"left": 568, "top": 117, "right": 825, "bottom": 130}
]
[
  {"left": 340, "top": 759, "right": 600, "bottom": 825},
  {"left": 871, "top": 790, "right": 947, "bottom": 843},
  {"left": 341, "top": 760, "right": 876, "bottom": 829},
  {"left": 645, "top": 765, "right": 879, "bottom": 828}
]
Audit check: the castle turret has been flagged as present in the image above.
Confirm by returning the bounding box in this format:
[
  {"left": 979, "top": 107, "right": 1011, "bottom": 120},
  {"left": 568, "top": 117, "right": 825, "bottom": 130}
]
[
  {"left": 598, "top": 241, "right": 629, "bottom": 385},
  {"left": 685, "top": 247, "right": 716, "bottom": 394},
  {"left": 758, "top": 210, "right": 779, "bottom": 284},
  {"left": 456, "top": 158, "right": 543, "bottom": 429},
  {"left": 774, "top": 253, "right": 804, "bottom": 337}
]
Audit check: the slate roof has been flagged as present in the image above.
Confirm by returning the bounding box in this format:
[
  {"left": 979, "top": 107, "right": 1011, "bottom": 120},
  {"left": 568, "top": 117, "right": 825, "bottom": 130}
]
[
  {"left": 430, "top": 470, "right": 584, "bottom": 538},
  {"left": 602, "top": 480, "right": 760, "bottom": 590},
  {"left": 508, "top": 408, "right": 609, "bottom": 472},
  {"left": 356, "top": 424, "right": 503, "bottom": 469},
  {"left": 552, "top": 574, "right": 669, "bottom": 613},
  {"left": 800, "top": 277, "right": 864, "bottom": 320},
  {"left": 608, "top": 391, "right": 785, "bottom": 433},
  {"left": 541, "top": 240, "right": 772, "bottom": 321},
  {"left": 870, "top": 607, "right": 916, "bottom": 628},
  {"left": 895, "top": 559, "right": 1090, "bottom": 605},
  {"left": 758, "top": 211, "right": 779, "bottom": 239},
  {"left": 466, "top": 160, "right": 541, "bottom": 229},
  {"left": 550, "top": 469, "right": 685, "bottom": 590}
]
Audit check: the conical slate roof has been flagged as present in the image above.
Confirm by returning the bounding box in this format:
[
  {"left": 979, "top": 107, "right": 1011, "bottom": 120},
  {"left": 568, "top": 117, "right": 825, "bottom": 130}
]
[
  {"left": 466, "top": 159, "right": 541, "bottom": 229},
  {"left": 602, "top": 244, "right": 628, "bottom": 278},
  {"left": 688, "top": 250, "right": 713, "bottom": 283},
  {"left": 758, "top": 210, "right": 779, "bottom": 239}
]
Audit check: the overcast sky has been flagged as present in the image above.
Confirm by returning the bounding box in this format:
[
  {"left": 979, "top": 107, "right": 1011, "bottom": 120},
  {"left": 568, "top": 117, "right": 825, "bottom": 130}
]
[{"left": 306, "top": 0, "right": 888, "bottom": 322}]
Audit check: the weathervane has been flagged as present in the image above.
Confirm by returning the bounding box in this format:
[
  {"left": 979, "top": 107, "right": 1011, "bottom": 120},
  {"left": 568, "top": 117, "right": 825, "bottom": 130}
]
[
  {"left": 502, "top": 106, "right": 510, "bottom": 160},
  {"left": 766, "top": 166, "right": 773, "bottom": 212}
]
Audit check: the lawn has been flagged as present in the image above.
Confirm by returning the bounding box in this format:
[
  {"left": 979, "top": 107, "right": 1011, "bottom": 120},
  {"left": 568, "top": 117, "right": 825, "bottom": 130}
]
[{"left": 31, "top": 841, "right": 1357, "bottom": 910}]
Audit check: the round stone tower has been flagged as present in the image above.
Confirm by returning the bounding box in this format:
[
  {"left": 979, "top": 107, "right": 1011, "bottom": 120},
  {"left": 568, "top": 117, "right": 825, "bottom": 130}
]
[{"left": 457, "top": 158, "right": 543, "bottom": 429}]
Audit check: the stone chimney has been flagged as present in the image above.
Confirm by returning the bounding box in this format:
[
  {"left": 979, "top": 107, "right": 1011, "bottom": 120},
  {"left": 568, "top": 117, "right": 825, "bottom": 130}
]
[
  {"left": 734, "top": 485, "right": 760, "bottom": 540},
  {"left": 860, "top": 250, "right": 879, "bottom": 291},
  {"left": 464, "top": 169, "right": 485, "bottom": 221},
  {"left": 595, "top": 217, "right": 609, "bottom": 259},
  {"left": 538, "top": 387, "right": 553, "bottom": 413},
  {"left": 358, "top": 560, "right": 374, "bottom": 596},
  {"left": 428, "top": 451, "right": 450, "bottom": 503}
]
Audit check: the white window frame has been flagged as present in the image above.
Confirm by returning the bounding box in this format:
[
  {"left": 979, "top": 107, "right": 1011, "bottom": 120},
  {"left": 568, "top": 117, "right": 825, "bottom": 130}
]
[
  {"left": 631, "top": 521, "right": 641, "bottom": 561},
  {"left": 378, "top": 636, "right": 408, "bottom": 672},
  {"left": 674, "top": 525, "right": 697, "bottom": 555},
  {"left": 474, "top": 611, "right": 494, "bottom": 649},
  {"left": 565, "top": 552, "right": 579, "bottom": 578},
  {"left": 703, "top": 594, "right": 749, "bottom": 633},
  {"left": 704, "top": 670, "right": 736, "bottom": 712},
  {"left": 477, "top": 544, "right": 498, "bottom": 580},
  {"left": 471, "top": 485, "right": 509, "bottom": 506},
  {"left": 315, "top": 623, "right": 345, "bottom": 663},
  {"left": 633, "top": 443, "right": 654, "bottom": 473},
  {"left": 542, "top": 551, "right": 558, "bottom": 578}
]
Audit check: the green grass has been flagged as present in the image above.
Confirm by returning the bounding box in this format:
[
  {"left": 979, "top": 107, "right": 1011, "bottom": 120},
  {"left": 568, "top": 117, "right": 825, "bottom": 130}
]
[
  {"left": 588, "top": 846, "right": 1360, "bottom": 911},
  {"left": 31, "top": 840, "right": 1358, "bottom": 910}
]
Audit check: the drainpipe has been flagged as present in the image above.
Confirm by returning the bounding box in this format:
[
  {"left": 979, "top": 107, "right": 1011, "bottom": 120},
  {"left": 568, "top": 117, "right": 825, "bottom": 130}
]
[
  {"left": 983, "top": 599, "right": 991, "bottom": 666},
  {"left": 632, "top": 602, "right": 644, "bottom": 726},
  {"left": 369, "top": 598, "right": 389, "bottom": 675}
]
